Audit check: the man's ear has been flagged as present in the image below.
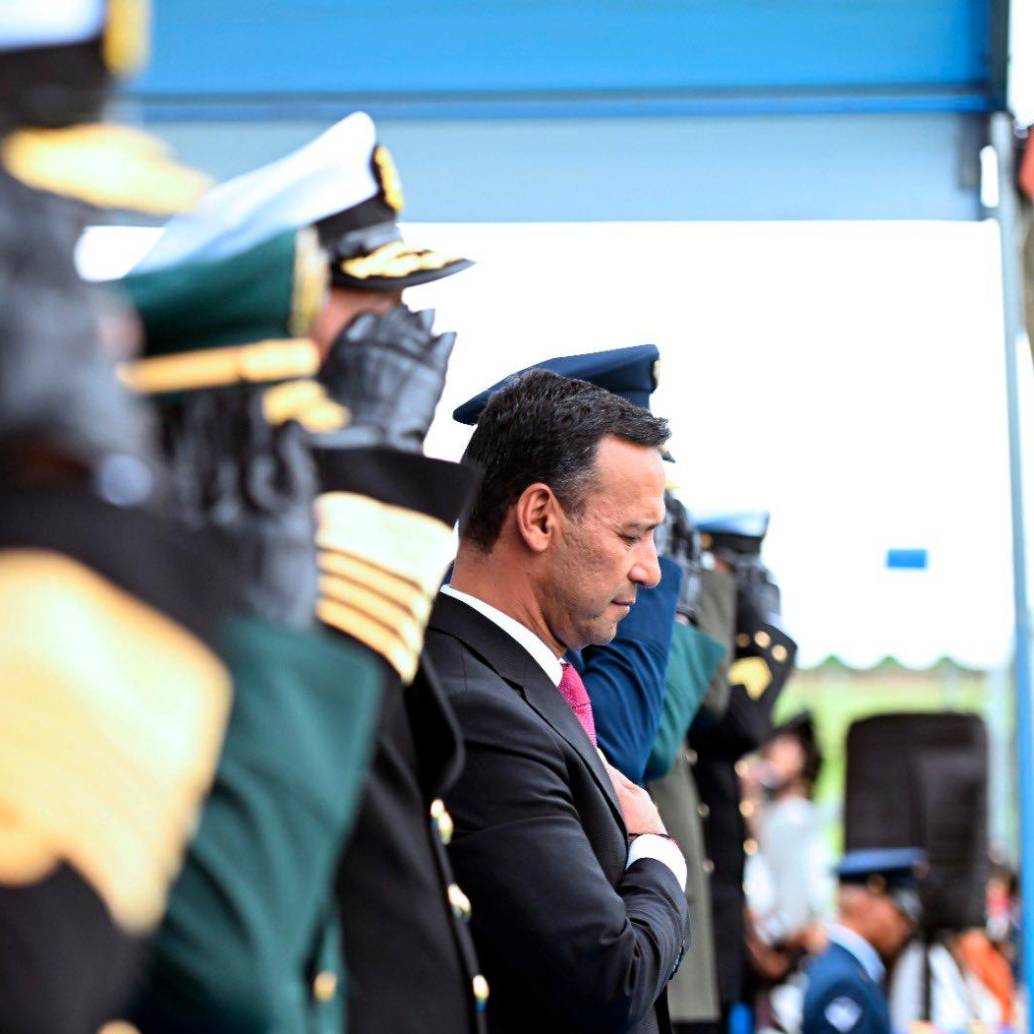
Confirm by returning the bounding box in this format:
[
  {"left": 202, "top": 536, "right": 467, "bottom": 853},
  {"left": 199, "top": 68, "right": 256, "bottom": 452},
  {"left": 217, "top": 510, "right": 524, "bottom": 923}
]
[{"left": 513, "top": 482, "right": 561, "bottom": 554}]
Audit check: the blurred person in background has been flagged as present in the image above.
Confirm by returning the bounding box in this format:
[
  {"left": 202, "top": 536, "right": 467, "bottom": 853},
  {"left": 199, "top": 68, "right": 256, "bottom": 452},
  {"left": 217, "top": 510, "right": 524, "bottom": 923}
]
[
  {"left": 802, "top": 849, "right": 925, "bottom": 1034},
  {"left": 743, "top": 713, "right": 832, "bottom": 1034}
]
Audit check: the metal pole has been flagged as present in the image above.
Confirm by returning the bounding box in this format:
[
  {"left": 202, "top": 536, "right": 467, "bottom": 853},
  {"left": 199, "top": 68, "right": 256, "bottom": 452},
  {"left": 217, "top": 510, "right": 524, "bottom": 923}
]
[{"left": 988, "top": 110, "right": 1034, "bottom": 1021}]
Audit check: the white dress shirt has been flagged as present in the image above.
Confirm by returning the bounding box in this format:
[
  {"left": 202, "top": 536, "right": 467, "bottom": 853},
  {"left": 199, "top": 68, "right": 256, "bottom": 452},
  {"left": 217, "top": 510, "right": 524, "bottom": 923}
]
[{"left": 440, "top": 584, "right": 687, "bottom": 891}]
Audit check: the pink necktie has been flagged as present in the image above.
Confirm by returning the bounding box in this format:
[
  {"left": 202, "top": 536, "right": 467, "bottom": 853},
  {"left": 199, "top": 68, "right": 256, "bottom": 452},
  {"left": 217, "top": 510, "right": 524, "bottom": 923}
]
[{"left": 558, "top": 663, "right": 597, "bottom": 746}]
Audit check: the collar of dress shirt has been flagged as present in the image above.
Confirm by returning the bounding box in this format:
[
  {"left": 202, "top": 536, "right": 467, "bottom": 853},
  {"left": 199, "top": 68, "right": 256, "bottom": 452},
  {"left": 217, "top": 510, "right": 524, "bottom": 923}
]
[
  {"left": 440, "top": 583, "right": 564, "bottom": 687},
  {"left": 827, "top": 923, "right": 885, "bottom": 984}
]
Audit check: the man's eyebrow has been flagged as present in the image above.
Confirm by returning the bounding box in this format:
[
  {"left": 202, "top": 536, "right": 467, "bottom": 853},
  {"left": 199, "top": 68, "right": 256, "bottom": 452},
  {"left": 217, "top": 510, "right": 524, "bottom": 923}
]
[{"left": 620, "top": 520, "right": 655, "bottom": 533}]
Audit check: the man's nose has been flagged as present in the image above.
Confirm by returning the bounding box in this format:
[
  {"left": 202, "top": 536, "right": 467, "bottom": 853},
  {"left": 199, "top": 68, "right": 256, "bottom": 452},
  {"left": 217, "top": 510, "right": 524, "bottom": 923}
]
[{"left": 630, "top": 538, "right": 662, "bottom": 590}]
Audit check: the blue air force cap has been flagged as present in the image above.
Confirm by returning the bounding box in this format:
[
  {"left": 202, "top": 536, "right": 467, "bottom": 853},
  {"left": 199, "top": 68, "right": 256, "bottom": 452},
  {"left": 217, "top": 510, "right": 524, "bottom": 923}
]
[
  {"left": 452, "top": 344, "right": 660, "bottom": 425},
  {"left": 696, "top": 512, "right": 770, "bottom": 556},
  {"left": 837, "top": 847, "right": 927, "bottom": 922}
]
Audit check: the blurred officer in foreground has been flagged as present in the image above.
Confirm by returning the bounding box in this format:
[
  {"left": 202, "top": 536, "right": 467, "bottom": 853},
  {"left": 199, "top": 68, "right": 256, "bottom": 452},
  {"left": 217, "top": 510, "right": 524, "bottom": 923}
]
[
  {"left": 0, "top": 6, "right": 230, "bottom": 1032},
  {"left": 0, "top": 0, "right": 209, "bottom": 216},
  {"left": 683, "top": 513, "right": 797, "bottom": 1034},
  {"left": 0, "top": 158, "right": 233, "bottom": 1034},
  {"left": 138, "top": 111, "right": 488, "bottom": 1034},
  {"left": 802, "top": 849, "right": 925, "bottom": 1034},
  {"left": 115, "top": 226, "right": 385, "bottom": 1033}
]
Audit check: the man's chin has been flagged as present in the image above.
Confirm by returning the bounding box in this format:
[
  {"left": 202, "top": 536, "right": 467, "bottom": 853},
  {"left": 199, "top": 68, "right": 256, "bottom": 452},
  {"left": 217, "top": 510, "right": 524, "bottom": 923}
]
[{"left": 582, "top": 619, "right": 621, "bottom": 648}]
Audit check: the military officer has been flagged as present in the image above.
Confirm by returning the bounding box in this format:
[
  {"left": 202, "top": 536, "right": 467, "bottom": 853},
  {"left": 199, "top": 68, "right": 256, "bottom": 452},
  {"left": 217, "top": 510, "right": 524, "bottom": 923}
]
[
  {"left": 683, "top": 512, "right": 797, "bottom": 1033},
  {"left": 0, "top": 7, "right": 233, "bottom": 1032},
  {"left": 0, "top": 0, "right": 209, "bottom": 216},
  {"left": 135, "top": 112, "right": 488, "bottom": 1034},
  {"left": 110, "top": 226, "right": 387, "bottom": 1033},
  {"left": 802, "top": 848, "right": 925, "bottom": 1034}
]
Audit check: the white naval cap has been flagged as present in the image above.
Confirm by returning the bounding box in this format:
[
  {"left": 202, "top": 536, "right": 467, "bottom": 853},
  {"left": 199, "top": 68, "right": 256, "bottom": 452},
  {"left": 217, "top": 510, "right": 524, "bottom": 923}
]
[
  {"left": 0, "top": 0, "right": 105, "bottom": 51},
  {"left": 135, "top": 111, "right": 472, "bottom": 290},
  {"left": 136, "top": 112, "right": 382, "bottom": 272}
]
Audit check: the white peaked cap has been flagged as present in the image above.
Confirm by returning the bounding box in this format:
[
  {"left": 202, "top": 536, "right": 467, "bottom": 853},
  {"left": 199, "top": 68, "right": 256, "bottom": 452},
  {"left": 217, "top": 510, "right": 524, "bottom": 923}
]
[
  {"left": 0, "top": 0, "right": 105, "bottom": 51},
  {"left": 135, "top": 111, "right": 382, "bottom": 273}
]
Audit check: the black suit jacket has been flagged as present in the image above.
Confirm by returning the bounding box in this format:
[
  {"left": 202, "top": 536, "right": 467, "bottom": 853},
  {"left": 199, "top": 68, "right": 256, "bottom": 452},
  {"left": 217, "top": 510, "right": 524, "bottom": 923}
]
[{"left": 426, "top": 592, "right": 689, "bottom": 1034}]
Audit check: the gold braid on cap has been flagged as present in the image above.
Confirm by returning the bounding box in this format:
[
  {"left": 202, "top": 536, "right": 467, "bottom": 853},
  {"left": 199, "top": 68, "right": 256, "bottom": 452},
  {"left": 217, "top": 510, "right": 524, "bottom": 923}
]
[{"left": 290, "top": 227, "right": 329, "bottom": 339}]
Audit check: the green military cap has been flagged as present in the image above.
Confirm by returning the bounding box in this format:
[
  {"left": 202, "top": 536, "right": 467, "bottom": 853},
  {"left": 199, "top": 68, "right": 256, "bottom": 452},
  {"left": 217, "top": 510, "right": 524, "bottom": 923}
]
[{"left": 117, "top": 227, "right": 330, "bottom": 400}]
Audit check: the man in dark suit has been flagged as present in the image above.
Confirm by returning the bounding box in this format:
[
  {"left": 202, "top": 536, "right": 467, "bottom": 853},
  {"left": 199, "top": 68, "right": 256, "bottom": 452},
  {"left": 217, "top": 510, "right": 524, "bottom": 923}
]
[{"left": 426, "top": 369, "right": 690, "bottom": 1034}]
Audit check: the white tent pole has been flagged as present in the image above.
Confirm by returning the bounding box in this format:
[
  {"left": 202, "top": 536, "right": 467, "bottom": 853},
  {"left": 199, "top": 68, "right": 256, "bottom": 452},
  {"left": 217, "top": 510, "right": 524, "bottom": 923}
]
[{"left": 988, "top": 110, "right": 1034, "bottom": 1011}]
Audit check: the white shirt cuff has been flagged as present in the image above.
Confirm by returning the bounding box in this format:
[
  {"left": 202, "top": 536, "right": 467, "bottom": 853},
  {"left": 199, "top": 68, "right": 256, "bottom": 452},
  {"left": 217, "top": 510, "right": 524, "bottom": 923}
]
[{"left": 626, "top": 834, "right": 687, "bottom": 892}]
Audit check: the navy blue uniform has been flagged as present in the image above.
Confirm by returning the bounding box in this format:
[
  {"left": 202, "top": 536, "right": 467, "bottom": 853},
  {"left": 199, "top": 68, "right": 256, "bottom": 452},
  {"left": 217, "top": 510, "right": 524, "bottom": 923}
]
[
  {"left": 803, "top": 939, "right": 890, "bottom": 1034},
  {"left": 573, "top": 556, "right": 681, "bottom": 782}
]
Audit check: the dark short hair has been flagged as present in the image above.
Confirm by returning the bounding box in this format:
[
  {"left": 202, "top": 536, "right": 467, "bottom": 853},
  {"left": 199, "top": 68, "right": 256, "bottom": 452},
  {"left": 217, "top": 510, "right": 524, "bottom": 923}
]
[{"left": 460, "top": 369, "right": 670, "bottom": 550}]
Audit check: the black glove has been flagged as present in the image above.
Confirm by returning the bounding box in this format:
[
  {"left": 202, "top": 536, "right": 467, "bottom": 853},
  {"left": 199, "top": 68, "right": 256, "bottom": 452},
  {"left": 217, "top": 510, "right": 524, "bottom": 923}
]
[
  {"left": 729, "top": 554, "right": 782, "bottom": 622},
  {"left": 316, "top": 304, "right": 456, "bottom": 452},
  {"left": 162, "top": 388, "right": 318, "bottom": 629},
  {"left": 654, "top": 492, "right": 703, "bottom": 620}
]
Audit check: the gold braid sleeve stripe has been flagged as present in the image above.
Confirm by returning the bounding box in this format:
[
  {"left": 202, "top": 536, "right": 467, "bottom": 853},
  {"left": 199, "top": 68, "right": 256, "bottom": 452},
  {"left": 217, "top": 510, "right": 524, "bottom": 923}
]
[
  {"left": 0, "top": 550, "right": 231, "bottom": 932},
  {"left": 318, "top": 550, "right": 431, "bottom": 624},
  {"left": 315, "top": 492, "right": 455, "bottom": 682},
  {"left": 316, "top": 597, "right": 419, "bottom": 684},
  {"left": 319, "top": 571, "right": 424, "bottom": 656}
]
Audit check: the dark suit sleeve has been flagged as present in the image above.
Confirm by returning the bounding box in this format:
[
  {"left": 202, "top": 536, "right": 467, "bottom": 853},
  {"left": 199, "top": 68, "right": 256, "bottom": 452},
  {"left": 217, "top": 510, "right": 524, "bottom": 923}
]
[
  {"left": 574, "top": 556, "right": 680, "bottom": 783},
  {"left": 446, "top": 684, "right": 688, "bottom": 1034}
]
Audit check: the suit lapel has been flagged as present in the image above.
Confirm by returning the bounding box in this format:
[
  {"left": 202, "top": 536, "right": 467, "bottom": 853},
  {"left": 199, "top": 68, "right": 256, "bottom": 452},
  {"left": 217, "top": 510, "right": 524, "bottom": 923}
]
[{"left": 430, "top": 593, "right": 626, "bottom": 833}]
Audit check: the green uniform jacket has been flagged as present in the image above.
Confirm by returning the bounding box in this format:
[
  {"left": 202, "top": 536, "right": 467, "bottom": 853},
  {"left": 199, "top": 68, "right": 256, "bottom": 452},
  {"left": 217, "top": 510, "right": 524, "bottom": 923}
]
[{"left": 130, "top": 616, "right": 381, "bottom": 1034}]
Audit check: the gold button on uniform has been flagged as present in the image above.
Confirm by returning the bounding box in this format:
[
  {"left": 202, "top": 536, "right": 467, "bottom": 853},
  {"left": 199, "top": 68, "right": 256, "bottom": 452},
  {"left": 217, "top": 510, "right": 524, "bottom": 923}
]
[
  {"left": 754, "top": 630, "right": 771, "bottom": 649},
  {"left": 99, "top": 1024, "right": 141, "bottom": 1034},
  {"left": 312, "top": 971, "right": 338, "bottom": 1003},
  {"left": 702, "top": 859, "right": 714, "bottom": 875},
  {"left": 734, "top": 760, "right": 748, "bottom": 778},
  {"left": 697, "top": 802, "right": 710, "bottom": 818},
  {"left": 744, "top": 838, "right": 758, "bottom": 856},
  {"left": 736, "top": 633, "right": 750, "bottom": 649},
  {"left": 739, "top": 800, "right": 754, "bottom": 817},
  {"left": 472, "top": 974, "right": 490, "bottom": 1010},
  {"left": 448, "top": 882, "right": 472, "bottom": 921},
  {"left": 772, "top": 644, "right": 788, "bottom": 663},
  {"left": 684, "top": 748, "right": 698, "bottom": 765},
  {"left": 430, "top": 798, "right": 454, "bottom": 844}
]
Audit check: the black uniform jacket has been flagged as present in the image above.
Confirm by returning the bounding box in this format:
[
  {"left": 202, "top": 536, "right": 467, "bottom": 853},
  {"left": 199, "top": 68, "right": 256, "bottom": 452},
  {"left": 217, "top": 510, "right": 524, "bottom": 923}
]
[
  {"left": 425, "top": 592, "right": 689, "bottom": 1034},
  {"left": 334, "top": 654, "right": 485, "bottom": 1034},
  {"left": 326, "top": 448, "right": 486, "bottom": 1034},
  {"left": 688, "top": 613, "right": 796, "bottom": 1009}
]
